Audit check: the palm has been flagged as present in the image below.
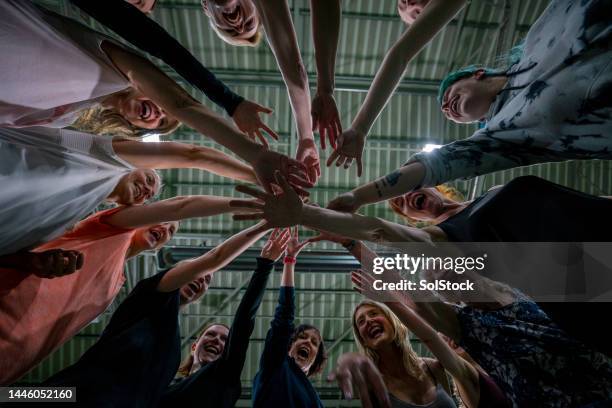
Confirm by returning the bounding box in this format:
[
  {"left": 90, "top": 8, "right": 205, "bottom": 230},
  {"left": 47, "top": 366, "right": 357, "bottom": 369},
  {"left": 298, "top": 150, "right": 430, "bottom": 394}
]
[
  {"left": 327, "top": 192, "right": 360, "bottom": 213},
  {"left": 296, "top": 139, "right": 321, "bottom": 184},
  {"left": 252, "top": 149, "right": 311, "bottom": 196},
  {"left": 232, "top": 100, "right": 278, "bottom": 147},
  {"left": 337, "top": 129, "right": 365, "bottom": 159},
  {"left": 311, "top": 93, "right": 342, "bottom": 150}
]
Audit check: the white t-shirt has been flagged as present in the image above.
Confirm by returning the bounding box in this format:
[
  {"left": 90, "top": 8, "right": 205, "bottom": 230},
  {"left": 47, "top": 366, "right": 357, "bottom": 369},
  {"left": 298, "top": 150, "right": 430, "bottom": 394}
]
[
  {"left": 0, "top": 126, "right": 134, "bottom": 256},
  {"left": 0, "top": 0, "right": 131, "bottom": 128}
]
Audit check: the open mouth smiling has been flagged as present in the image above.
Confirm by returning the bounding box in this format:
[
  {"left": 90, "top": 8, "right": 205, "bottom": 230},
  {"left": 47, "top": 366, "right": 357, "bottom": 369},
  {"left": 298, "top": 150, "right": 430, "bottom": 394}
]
[
  {"left": 296, "top": 346, "right": 310, "bottom": 361},
  {"left": 410, "top": 193, "right": 426, "bottom": 211},
  {"left": 203, "top": 344, "right": 220, "bottom": 356},
  {"left": 367, "top": 324, "right": 384, "bottom": 340}
]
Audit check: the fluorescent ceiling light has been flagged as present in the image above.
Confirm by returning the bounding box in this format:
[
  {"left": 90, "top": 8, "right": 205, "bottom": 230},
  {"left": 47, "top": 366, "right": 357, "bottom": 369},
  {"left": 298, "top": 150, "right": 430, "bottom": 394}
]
[
  {"left": 142, "top": 133, "right": 160, "bottom": 143},
  {"left": 422, "top": 143, "right": 442, "bottom": 152}
]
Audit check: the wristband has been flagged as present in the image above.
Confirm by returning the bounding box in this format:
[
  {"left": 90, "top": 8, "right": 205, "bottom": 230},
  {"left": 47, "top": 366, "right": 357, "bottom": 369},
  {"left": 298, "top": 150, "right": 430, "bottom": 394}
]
[{"left": 284, "top": 256, "right": 297, "bottom": 264}]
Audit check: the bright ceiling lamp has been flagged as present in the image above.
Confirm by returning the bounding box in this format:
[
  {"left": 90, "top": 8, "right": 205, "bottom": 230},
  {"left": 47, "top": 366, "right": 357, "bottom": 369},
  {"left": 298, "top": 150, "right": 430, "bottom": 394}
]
[
  {"left": 142, "top": 133, "right": 160, "bottom": 143},
  {"left": 422, "top": 143, "right": 442, "bottom": 152}
]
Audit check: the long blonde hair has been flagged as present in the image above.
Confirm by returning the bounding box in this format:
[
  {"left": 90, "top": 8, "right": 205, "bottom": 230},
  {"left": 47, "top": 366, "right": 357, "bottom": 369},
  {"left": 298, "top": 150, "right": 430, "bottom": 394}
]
[
  {"left": 389, "top": 185, "right": 465, "bottom": 227},
  {"left": 176, "top": 322, "right": 230, "bottom": 377},
  {"left": 352, "top": 300, "right": 424, "bottom": 381},
  {"left": 71, "top": 105, "right": 180, "bottom": 138}
]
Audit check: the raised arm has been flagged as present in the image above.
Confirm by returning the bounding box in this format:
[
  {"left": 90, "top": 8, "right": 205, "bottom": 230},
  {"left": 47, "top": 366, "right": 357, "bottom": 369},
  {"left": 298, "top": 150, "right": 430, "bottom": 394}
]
[
  {"left": 156, "top": 221, "right": 271, "bottom": 292},
  {"left": 69, "top": 0, "right": 244, "bottom": 115},
  {"left": 386, "top": 301, "right": 479, "bottom": 406},
  {"left": 99, "top": 40, "right": 312, "bottom": 194},
  {"left": 329, "top": 0, "right": 466, "bottom": 172},
  {"left": 310, "top": 0, "right": 342, "bottom": 150},
  {"left": 327, "top": 161, "right": 426, "bottom": 213},
  {"left": 352, "top": 269, "right": 461, "bottom": 343},
  {"left": 259, "top": 228, "right": 309, "bottom": 372},
  {"left": 253, "top": 0, "right": 320, "bottom": 183},
  {"left": 219, "top": 230, "right": 290, "bottom": 375},
  {"left": 112, "top": 139, "right": 257, "bottom": 184},
  {"left": 229, "top": 173, "right": 434, "bottom": 245},
  {"left": 105, "top": 195, "right": 236, "bottom": 229}
]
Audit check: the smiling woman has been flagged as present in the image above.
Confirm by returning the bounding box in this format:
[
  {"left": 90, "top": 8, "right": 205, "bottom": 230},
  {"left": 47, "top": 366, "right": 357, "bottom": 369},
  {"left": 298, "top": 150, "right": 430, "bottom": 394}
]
[{"left": 352, "top": 300, "right": 457, "bottom": 408}]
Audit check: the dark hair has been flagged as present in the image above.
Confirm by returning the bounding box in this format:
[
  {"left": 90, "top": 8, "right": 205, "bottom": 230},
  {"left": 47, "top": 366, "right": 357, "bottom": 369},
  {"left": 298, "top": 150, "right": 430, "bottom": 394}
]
[
  {"left": 177, "top": 322, "right": 230, "bottom": 377},
  {"left": 289, "top": 324, "right": 328, "bottom": 377}
]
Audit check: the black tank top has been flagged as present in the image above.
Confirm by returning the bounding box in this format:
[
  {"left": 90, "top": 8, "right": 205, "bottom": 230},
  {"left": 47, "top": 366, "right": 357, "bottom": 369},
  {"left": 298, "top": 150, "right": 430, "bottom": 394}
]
[{"left": 437, "top": 175, "right": 612, "bottom": 242}]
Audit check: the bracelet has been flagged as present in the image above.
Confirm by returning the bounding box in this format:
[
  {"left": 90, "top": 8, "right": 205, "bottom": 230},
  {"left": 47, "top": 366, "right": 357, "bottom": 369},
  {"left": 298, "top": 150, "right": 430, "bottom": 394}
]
[
  {"left": 343, "top": 240, "right": 357, "bottom": 251},
  {"left": 284, "top": 256, "right": 297, "bottom": 264}
]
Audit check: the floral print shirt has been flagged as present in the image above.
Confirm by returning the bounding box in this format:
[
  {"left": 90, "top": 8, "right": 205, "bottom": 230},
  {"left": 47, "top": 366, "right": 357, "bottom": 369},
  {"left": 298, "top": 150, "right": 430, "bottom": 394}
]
[{"left": 452, "top": 292, "right": 612, "bottom": 407}]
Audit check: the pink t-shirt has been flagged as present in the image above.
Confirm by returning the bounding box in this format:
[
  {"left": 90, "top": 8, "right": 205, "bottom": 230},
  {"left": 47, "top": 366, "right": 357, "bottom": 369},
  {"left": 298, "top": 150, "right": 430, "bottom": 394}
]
[{"left": 0, "top": 208, "right": 135, "bottom": 385}]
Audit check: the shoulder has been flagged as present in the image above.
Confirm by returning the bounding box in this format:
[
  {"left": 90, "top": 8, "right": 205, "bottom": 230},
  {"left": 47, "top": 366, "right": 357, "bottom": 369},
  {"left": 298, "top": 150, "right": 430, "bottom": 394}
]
[
  {"left": 421, "top": 357, "right": 452, "bottom": 393},
  {"left": 421, "top": 358, "right": 444, "bottom": 380}
]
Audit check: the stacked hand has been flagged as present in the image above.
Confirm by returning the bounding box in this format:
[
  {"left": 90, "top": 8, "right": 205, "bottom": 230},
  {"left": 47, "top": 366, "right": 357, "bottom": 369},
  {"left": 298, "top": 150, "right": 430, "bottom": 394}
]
[
  {"left": 231, "top": 171, "right": 304, "bottom": 235},
  {"left": 326, "top": 128, "right": 366, "bottom": 176},
  {"left": 286, "top": 227, "right": 310, "bottom": 258},
  {"left": 305, "top": 229, "right": 352, "bottom": 247},
  {"left": 260, "top": 228, "right": 291, "bottom": 262},
  {"left": 251, "top": 149, "right": 313, "bottom": 196},
  {"left": 326, "top": 191, "right": 362, "bottom": 213},
  {"left": 311, "top": 92, "right": 342, "bottom": 150},
  {"left": 296, "top": 139, "right": 321, "bottom": 184},
  {"left": 232, "top": 99, "right": 279, "bottom": 149}
]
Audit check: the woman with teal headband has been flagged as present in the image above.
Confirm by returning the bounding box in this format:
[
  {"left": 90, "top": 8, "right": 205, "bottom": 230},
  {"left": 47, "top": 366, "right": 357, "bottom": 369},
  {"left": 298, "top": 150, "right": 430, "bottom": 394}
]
[{"left": 327, "top": 0, "right": 612, "bottom": 215}]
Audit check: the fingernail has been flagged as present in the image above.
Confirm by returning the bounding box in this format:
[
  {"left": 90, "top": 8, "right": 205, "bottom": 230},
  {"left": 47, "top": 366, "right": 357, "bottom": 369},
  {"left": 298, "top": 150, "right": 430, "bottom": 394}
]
[{"left": 345, "top": 392, "right": 352, "bottom": 400}]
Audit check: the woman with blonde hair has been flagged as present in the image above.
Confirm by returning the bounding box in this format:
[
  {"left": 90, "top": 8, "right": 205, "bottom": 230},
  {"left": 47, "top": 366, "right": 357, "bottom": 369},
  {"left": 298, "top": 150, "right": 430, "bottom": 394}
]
[
  {"left": 349, "top": 273, "right": 510, "bottom": 408},
  {"left": 388, "top": 185, "right": 466, "bottom": 227},
  {"left": 0, "top": 125, "right": 257, "bottom": 260},
  {"left": 201, "top": 0, "right": 346, "bottom": 183},
  {"left": 1, "top": 1, "right": 311, "bottom": 195},
  {"left": 351, "top": 299, "right": 456, "bottom": 408}
]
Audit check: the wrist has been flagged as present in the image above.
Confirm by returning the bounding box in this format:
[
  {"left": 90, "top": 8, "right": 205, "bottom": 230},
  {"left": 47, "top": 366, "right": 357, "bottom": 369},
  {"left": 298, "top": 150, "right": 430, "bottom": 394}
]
[
  {"left": 351, "top": 122, "right": 369, "bottom": 137},
  {"left": 316, "top": 83, "right": 334, "bottom": 95},
  {"left": 243, "top": 141, "right": 265, "bottom": 164},
  {"left": 284, "top": 255, "right": 297, "bottom": 264},
  {"left": 299, "top": 204, "right": 315, "bottom": 226}
]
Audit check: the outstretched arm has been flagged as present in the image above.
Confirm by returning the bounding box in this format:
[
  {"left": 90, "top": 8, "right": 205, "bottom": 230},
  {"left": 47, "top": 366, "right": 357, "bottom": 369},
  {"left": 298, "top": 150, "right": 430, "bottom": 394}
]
[
  {"left": 105, "top": 195, "right": 236, "bottom": 229},
  {"left": 254, "top": 0, "right": 320, "bottom": 183},
  {"left": 69, "top": 0, "right": 244, "bottom": 116},
  {"left": 352, "top": 269, "right": 461, "bottom": 342},
  {"left": 72, "top": 0, "right": 278, "bottom": 141},
  {"left": 112, "top": 139, "right": 257, "bottom": 184},
  {"left": 329, "top": 0, "right": 466, "bottom": 172},
  {"left": 327, "top": 161, "right": 426, "bottom": 213},
  {"left": 310, "top": 0, "right": 342, "bottom": 150},
  {"left": 229, "top": 173, "right": 434, "bottom": 245},
  {"left": 99, "top": 40, "right": 312, "bottom": 194},
  {"left": 156, "top": 221, "right": 272, "bottom": 292}
]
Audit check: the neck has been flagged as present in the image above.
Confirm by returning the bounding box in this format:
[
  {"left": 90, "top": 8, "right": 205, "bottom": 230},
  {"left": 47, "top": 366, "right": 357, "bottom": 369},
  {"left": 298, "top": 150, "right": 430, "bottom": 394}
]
[
  {"left": 190, "top": 360, "right": 202, "bottom": 375},
  {"left": 376, "top": 343, "right": 407, "bottom": 378},
  {"left": 434, "top": 201, "right": 468, "bottom": 224},
  {"left": 125, "top": 244, "right": 143, "bottom": 259},
  {"left": 488, "top": 75, "right": 509, "bottom": 97}
]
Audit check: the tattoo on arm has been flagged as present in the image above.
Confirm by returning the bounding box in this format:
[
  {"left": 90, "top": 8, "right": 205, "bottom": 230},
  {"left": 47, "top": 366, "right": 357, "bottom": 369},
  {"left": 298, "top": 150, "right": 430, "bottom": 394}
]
[
  {"left": 385, "top": 170, "right": 401, "bottom": 186},
  {"left": 374, "top": 181, "right": 383, "bottom": 198}
]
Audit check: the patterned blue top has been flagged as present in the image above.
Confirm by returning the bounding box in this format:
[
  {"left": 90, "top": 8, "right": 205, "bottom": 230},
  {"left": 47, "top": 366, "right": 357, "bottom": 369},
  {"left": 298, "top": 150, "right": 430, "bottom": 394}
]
[
  {"left": 452, "top": 292, "right": 612, "bottom": 407},
  {"left": 412, "top": 0, "right": 612, "bottom": 187}
]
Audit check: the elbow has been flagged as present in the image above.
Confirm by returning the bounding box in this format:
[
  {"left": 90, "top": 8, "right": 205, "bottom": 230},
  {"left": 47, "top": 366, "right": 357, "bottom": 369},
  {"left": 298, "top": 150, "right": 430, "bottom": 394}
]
[
  {"left": 170, "top": 196, "right": 193, "bottom": 215},
  {"left": 185, "top": 145, "right": 211, "bottom": 164}
]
